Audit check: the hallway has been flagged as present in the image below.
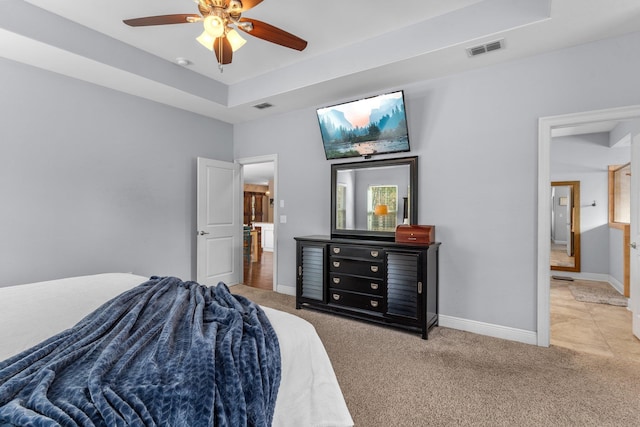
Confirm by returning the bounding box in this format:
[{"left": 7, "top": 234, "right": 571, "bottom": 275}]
[
  {"left": 243, "top": 251, "right": 273, "bottom": 290},
  {"left": 551, "top": 277, "right": 640, "bottom": 360}
]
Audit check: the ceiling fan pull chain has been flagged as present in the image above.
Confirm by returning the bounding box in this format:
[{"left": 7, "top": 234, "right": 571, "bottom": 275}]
[{"left": 218, "top": 36, "right": 224, "bottom": 73}]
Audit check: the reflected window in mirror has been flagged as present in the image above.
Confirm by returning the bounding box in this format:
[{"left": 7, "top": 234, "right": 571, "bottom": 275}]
[
  {"left": 368, "top": 185, "right": 397, "bottom": 231},
  {"left": 336, "top": 183, "right": 347, "bottom": 229}
]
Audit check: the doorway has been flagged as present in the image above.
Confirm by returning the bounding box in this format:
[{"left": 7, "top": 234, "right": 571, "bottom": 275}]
[
  {"left": 237, "top": 155, "right": 278, "bottom": 291},
  {"left": 537, "top": 105, "right": 640, "bottom": 348}
]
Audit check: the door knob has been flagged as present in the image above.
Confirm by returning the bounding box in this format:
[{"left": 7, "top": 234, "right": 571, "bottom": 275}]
[
  {"left": 197, "top": 230, "right": 210, "bottom": 236},
  {"left": 631, "top": 242, "right": 637, "bottom": 249}
]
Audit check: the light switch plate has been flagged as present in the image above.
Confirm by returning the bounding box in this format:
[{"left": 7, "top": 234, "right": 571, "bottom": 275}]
[{"left": 280, "top": 215, "right": 287, "bottom": 223}]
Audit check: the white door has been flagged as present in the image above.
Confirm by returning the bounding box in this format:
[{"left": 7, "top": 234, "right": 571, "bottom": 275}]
[
  {"left": 196, "top": 158, "right": 241, "bottom": 286},
  {"left": 566, "top": 187, "right": 572, "bottom": 257},
  {"left": 630, "top": 135, "right": 640, "bottom": 339}
]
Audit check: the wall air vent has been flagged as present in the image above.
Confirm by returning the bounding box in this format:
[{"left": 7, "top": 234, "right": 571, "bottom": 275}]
[
  {"left": 253, "top": 102, "right": 273, "bottom": 110},
  {"left": 466, "top": 39, "right": 505, "bottom": 57}
]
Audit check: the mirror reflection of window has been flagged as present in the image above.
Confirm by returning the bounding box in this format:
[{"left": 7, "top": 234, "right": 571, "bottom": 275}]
[
  {"left": 367, "top": 185, "right": 398, "bottom": 231},
  {"left": 336, "top": 184, "right": 347, "bottom": 229}
]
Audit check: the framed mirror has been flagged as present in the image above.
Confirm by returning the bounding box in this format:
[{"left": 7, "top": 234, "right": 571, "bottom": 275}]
[
  {"left": 331, "top": 156, "right": 418, "bottom": 241},
  {"left": 550, "top": 181, "right": 581, "bottom": 272}
]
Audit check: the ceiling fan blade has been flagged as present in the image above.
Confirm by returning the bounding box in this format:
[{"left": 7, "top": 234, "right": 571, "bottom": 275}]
[
  {"left": 214, "top": 37, "right": 233, "bottom": 64},
  {"left": 240, "top": 0, "right": 264, "bottom": 12},
  {"left": 238, "top": 18, "right": 307, "bottom": 51},
  {"left": 123, "top": 14, "right": 200, "bottom": 27}
]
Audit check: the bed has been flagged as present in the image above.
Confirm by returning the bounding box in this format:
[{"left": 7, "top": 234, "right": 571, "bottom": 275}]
[{"left": 0, "top": 273, "right": 353, "bottom": 427}]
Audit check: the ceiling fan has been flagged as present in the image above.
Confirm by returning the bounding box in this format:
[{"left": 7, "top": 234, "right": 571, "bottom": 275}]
[{"left": 123, "top": 0, "right": 307, "bottom": 69}]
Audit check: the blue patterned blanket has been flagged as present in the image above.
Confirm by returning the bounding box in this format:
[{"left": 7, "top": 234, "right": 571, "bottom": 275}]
[{"left": 0, "top": 276, "right": 281, "bottom": 426}]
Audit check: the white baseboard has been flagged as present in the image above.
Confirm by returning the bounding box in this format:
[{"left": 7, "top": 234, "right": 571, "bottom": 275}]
[
  {"left": 276, "top": 284, "right": 296, "bottom": 296},
  {"left": 275, "top": 285, "right": 538, "bottom": 345},
  {"left": 549, "top": 270, "right": 625, "bottom": 294},
  {"left": 275, "top": 286, "right": 537, "bottom": 345},
  {"left": 608, "top": 275, "right": 624, "bottom": 294},
  {"left": 438, "top": 315, "right": 537, "bottom": 345}
]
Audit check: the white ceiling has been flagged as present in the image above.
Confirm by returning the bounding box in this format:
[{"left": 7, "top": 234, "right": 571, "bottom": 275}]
[
  {"left": 244, "top": 162, "right": 274, "bottom": 185},
  {"left": 551, "top": 121, "right": 624, "bottom": 138},
  {"left": 2, "top": 0, "right": 640, "bottom": 124}
]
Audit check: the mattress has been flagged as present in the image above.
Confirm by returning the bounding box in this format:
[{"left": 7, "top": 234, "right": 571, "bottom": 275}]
[{"left": 0, "top": 273, "right": 353, "bottom": 427}]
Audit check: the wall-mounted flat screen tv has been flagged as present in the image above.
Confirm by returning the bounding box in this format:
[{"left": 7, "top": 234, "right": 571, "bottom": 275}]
[{"left": 317, "top": 90, "right": 410, "bottom": 160}]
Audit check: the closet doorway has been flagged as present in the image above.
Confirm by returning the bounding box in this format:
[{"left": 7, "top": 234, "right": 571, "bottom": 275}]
[{"left": 238, "top": 155, "right": 278, "bottom": 291}]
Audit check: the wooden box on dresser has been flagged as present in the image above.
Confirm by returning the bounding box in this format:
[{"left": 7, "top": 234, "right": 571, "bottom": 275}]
[{"left": 295, "top": 235, "right": 440, "bottom": 339}]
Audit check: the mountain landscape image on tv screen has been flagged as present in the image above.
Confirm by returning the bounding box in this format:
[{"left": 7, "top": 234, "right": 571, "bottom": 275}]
[{"left": 317, "top": 91, "right": 410, "bottom": 160}]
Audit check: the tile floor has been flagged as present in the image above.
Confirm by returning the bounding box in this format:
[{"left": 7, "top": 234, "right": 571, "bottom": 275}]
[
  {"left": 551, "top": 278, "right": 640, "bottom": 360},
  {"left": 550, "top": 242, "right": 575, "bottom": 268}
]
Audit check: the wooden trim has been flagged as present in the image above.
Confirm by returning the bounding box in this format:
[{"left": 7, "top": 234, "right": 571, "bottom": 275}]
[
  {"left": 612, "top": 162, "right": 631, "bottom": 173},
  {"left": 608, "top": 163, "right": 631, "bottom": 226},
  {"left": 609, "top": 222, "right": 627, "bottom": 230},
  {"left": 609, "top": 165, "right": 616, "bottom": 224}
]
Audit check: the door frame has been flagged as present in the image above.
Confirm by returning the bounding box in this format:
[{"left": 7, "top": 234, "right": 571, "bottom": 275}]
[
  {"left": 236, "top": 154, "right": 278, "bottom": 292},
  {"left": 537, "top": 105, "right": 640, "bottom": 347},
  {"left": 631, "top": 133, "right": 640, "bottom": 338}
]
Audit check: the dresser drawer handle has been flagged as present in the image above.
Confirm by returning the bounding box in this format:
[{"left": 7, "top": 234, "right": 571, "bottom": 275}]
[
  {"left": 333, "top": 277, "right": 341, "bottom": 284},
  {"left": 370, "top": 250, "right": 379, "bottom": 258},
  {"left": 370, "top": 300, "right": 379, "bottom": 308},
  {"left": 333, "top": 261, "right": 341, "bottom": 268},
  {"left": 332, "top": 293, "right": 341, "bottom": 301},
  {"left": 370, "top": 265, "right": 379, "bottom": 273},
  {"left": 370, "top": 283, "right": 378, "bottom": 290},
  {"left": 333, "top": 247, "right": 341, "bottom": 254}
]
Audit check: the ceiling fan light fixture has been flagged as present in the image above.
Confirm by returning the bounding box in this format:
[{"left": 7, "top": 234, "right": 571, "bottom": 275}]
[
  {"left": 196, "top": 30, "right": 215, "bottom": 51},
  {"left": 228, "top": 0, "right": 243, "bottom": 14},
  {"left": 226, "top": 29, "right": 247, "bottom": 52},
  {"left": 126, "top": 1, "right": 308, "bottom": 67},
  {"left": 203, "top": 15, "right": 224, "bottom": 37}
]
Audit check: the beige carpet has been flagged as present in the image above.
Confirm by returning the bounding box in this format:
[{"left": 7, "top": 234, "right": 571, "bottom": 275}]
[
  {"left": 569, "top": 282, "right": 628, "bottom": 306},
  {"left": 232, "top": 284, "right": 640, "bottom": 426}
]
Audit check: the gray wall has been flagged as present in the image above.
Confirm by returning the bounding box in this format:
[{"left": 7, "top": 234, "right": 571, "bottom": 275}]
[
  {"left": 233, "top": 31, "right": 640, "bottom": 333},
  {"left": 610, "top": 229, "right": 625, "bottom": 286},
  {"left": 551, "top": 133, "right": 630, "bottom": 276},
  {"left": 0, "top": 58, "right": 233, "bottom": 287}
]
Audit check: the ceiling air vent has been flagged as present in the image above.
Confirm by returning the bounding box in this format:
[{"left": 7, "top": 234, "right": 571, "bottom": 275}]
[
  {"left": 253, "top": 102, "right": 273, "bottom": 110},
  {"left": 466, "top": 39, "right": 504, "bottom": 57}
]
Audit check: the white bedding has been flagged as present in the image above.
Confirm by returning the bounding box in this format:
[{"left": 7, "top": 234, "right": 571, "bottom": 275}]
[{"left": 0, "top": 273, "right": 353, "bottom": 427}]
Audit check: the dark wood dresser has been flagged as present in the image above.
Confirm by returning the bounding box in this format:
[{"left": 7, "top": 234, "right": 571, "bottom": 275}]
[{"left": 295, "top": 235, "right": 440, "bottom": 339}]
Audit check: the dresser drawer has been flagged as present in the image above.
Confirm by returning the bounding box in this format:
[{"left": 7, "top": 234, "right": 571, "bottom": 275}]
[
  {"left": 329, "top": 273, "right": 385, "bottom": 296},
  {"left": 329, "top": 290, "right": 385, "bottom": 313},
  {"left": 330, "top": 244, "right": 384, "bottom": 261},
  {"left": 329, "top": 258, "right": 384, "bottom": 279}
]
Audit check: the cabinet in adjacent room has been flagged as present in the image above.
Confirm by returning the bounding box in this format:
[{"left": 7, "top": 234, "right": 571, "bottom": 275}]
[{"left": 295, "top": 235, "right": 439, "bottom": 339}]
